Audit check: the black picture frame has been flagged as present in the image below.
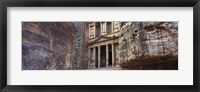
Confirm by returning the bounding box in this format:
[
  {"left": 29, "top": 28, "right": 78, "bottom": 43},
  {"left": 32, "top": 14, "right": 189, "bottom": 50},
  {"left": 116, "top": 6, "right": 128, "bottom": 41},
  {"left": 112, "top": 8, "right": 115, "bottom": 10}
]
[{"left": 0, "top": 0, "right": 199, "bottom": 92}]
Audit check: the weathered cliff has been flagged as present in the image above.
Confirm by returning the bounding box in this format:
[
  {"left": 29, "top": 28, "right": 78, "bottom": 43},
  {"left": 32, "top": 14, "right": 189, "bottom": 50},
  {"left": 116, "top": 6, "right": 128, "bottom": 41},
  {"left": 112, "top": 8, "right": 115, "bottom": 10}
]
[
  {"left": 119, "top": 22, "right": 178, "bottom": 62},
  {"left": 22, "top": 22, "right": 78, "bottom": 70}
]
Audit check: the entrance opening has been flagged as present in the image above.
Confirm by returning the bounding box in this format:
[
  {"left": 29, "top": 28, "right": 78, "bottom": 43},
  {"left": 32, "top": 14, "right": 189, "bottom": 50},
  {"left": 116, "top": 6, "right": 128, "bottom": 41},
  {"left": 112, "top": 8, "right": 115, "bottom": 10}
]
[
  {"left": 90, "top": 48, "right": 93, "bottom": 67},
  {"left": 108, "top": 44, "right": 112, "bottom": 66},
  {"left": 95, "top": 47, "right": 98, "bottom": 68},
  {"left": 100, "top": 45, "right": 106, "bottom": 67}
]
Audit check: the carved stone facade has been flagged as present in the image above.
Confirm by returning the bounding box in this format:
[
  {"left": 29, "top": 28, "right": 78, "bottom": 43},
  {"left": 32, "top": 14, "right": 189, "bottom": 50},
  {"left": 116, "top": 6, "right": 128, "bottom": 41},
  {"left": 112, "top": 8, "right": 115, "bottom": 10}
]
[{"left": 88, "top": 22, "right": 121, "bottom": 68}]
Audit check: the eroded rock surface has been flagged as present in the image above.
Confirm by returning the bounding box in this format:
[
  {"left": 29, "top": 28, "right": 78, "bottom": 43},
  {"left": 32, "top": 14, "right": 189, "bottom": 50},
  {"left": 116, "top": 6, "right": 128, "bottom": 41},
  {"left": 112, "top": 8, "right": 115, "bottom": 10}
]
[
  {"left": 22, "top": 22, "right": 78, "bottom": 70},
  {"left": 119, "top": 22, "right": 178, "bottom": 62}
]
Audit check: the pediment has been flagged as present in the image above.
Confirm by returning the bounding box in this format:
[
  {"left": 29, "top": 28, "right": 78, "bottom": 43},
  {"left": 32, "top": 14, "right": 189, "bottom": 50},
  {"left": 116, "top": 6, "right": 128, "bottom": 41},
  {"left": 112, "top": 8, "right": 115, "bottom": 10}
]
[{"left": 88, "top": 35, "right": 119, "bottom": 45}]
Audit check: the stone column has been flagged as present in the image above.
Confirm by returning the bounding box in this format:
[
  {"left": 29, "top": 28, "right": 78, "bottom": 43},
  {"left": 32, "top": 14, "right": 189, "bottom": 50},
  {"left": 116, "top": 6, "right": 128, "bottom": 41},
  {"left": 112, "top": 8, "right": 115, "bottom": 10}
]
[
  {"left": 94, "top": 22, "right": 96, "bottom": 38},
  {"left": 89, "top": 26, "right": 91, "bottom": 39},
  {"left": 112, "top": 43, "right": 115, "bottom": 67},
  {"left": 100, "top": 22, "right": 102, "bottom": 35},
  {"left": 106, "top": 44, "right": 109, "bottom": 67},
  {"left": 88, "top": 48, "right": 91, "bottom": 68},
  {"left": 105, "top": 22, "right": 107, "bottom": 34},
  {"left": 93, "top": 47, "right": 96, "bottom": 68},
  {"left": 98, "top": 46, "right": 101, "bottom": 68},
  {"left": 111, "top": 22, "right": 114, "bottom": 33}
]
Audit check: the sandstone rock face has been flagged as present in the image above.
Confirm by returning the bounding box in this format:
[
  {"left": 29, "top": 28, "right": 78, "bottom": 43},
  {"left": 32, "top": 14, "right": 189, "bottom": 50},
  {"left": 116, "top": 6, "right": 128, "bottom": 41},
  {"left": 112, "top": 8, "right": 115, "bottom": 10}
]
[
  {"left": 119, "top": 22, "right": 178, "bottom": 62},
  {"left": 22, "top": 22, "right": 78, "bottom": 70},
  {"left": 73, "top": 22, "right": 89, "bottom": 69}
]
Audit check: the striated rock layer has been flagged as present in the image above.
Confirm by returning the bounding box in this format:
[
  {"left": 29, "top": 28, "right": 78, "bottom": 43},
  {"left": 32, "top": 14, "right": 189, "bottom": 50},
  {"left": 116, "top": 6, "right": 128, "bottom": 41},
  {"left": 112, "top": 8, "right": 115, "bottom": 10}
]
[
  {"left": 22, "top": 22, "right": 78, "bottom": 70},
  {"left": 119, "top": 22, "right": 178, "bottom": 62}
]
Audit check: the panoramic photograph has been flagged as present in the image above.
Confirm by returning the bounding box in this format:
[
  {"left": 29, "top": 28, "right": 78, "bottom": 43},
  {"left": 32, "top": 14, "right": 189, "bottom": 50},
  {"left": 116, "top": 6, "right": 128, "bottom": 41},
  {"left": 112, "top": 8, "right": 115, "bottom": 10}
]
[{"left": 22, "top": 22, "right": 178, "bottom": 70}]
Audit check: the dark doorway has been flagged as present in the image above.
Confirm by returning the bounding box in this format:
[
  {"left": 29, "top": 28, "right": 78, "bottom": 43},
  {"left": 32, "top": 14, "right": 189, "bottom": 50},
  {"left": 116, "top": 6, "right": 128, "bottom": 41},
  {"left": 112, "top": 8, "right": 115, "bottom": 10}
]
[
  {"left": 108, "top": 44, "right": 112, "bottom": 66},
  {"left": 95, "top": 47, "right": 98, "bottom": 68},
  {"left": 100, "top": 45, "right": 106, "bottom": 67}
]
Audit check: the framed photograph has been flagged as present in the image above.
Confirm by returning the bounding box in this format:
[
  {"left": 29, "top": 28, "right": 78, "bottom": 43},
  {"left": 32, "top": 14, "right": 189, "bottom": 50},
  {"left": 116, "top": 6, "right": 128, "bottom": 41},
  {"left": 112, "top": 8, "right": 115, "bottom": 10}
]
[{"left": 1, "top": 0, "right": 199, "bottom": 92}]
